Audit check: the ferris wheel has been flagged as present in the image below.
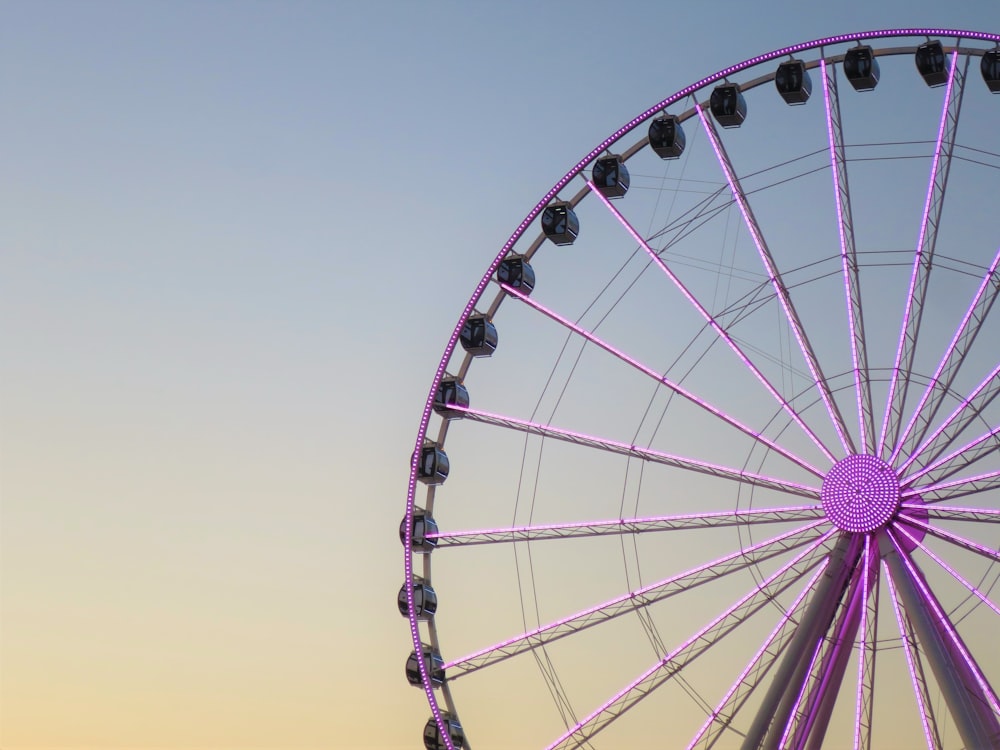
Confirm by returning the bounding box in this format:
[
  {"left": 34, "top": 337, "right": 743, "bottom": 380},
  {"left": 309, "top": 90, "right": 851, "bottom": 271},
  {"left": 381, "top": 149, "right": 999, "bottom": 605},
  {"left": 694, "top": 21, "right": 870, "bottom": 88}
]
[{"left": 401, "top": 28, "right": 1000, "bottom": 749}]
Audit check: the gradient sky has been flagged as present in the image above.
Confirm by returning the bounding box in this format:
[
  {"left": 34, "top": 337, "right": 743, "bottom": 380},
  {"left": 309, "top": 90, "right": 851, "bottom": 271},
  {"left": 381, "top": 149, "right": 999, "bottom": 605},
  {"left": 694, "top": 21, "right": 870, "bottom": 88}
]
[{"left": 3, "top": 2, "right": 1000, "bottom": 749}]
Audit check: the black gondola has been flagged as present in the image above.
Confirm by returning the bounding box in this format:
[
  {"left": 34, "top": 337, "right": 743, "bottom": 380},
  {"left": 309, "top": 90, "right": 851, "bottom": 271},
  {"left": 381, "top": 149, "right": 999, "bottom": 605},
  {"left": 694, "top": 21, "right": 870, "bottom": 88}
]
[
  {"left": 775, "top": 60, "right": 812, "bottom": 104},
  {"left": 433, "top": 376, "right": 469, "bottom": 419},
  {"left": 405, "top": 647, "right": 445, "bottom": 688},
  {"left": 915, "top": 41, "right": 948, "bottom": 87},
  {"left": 417, "top": 443, "right": 449, "bottom": 485},
  {"left": 591, "top": 155, "right": 630, "bottom": 198},
  {"left": 648, "top": 114, "right": 686, "bottom": 159},
  {"left": 423, "top": 713, "right": 466, "bottom": 750},
  {"left": 460, "top": 314, "right": 498, "bottom": 357},
  {"left": 844, "top": 46, "right": 880, "bottom": 91},
  {"left": 398, "top": 579, "right": 438, "bottom": 620},
  {"left": 983, "top": 49, "right": 1000, "bottom": 93},
  {"left": 710, "top": 83, "right": 747, "bottom": 128},
  {"left": 400, "top": 509, "right": 439, "bottom": 553},
  {"left": 497, "top": 255, "right": 536, "bottom": 296},
  {"left": 540, "top": 202, "right": 579, "bottom": 245}
]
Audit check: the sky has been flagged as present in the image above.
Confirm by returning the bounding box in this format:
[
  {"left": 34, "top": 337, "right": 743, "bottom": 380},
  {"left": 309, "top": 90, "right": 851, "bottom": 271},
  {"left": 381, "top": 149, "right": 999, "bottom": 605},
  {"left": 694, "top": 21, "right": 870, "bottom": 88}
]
[{"left": 3, "top": 2, "right": 1000, "bottom": 749}]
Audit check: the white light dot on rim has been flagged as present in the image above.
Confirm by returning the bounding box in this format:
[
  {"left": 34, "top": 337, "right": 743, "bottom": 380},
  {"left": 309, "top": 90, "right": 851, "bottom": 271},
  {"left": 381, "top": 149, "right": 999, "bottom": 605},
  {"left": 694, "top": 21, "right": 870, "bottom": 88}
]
[{"left": 821, "top": 454, "right": 901, "bottom": 533}]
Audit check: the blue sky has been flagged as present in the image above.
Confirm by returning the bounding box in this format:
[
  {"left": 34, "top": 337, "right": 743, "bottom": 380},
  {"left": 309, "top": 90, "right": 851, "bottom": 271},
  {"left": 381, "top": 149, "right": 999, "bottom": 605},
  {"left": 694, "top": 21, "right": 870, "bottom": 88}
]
[{"left": 3, "top": 2, "right": 1000, "bottom": 748}]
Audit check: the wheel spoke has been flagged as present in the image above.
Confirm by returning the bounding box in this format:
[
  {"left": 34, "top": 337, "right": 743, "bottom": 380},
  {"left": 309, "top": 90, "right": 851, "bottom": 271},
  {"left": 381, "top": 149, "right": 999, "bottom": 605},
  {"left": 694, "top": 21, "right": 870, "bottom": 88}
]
[
  {"left": 901, "top": 361, "right": 1000, "bottom": 475},
  {"left": 546, "top": 532, "right": 833, "bottom": 750},
  {"left": 444, "top": 522, "right": 831, "bottom": 677},
  {"left": 499, "top": 281, "right": 823, "bottom": 477},
  {"left": 902, "top": 421, "right": 1000, "bottom": 488},
  {"left": 897, "top": 515, "right": 1000, "bottom": 565},
  {"left": 879, "top": 51, "right": 968, "bottom": 458},
  {"left": 903, "top": 470, "right": 1000, "bottom": 503},
  {"left": 687, "top": 565, "right": 828, "bottom": 750},
  {"left": 822, "top": 58, "right": 875, "bottom": 454},
  {"left": 893, "top": 522, "right": 1000, "bottom": 620},
  {"left": 882, "top": 559, "right": 944, "bottom": 750},
  {"left": 907, "top": 503, "right": 1000, "bottom": 523},
  {"left": 451, "top": 404, "right": 821, "bottom": 498},
  {"left": 854, "top": 535, "right": 879, "bottom": 750},
  {"left": 430, "top": 506, "right": 825, "bottom": 547},
  {"left": 585, "top": 177, "right": 838, "bottom": 464},
  {"left": 891, "top": 245, "right": 1000, "bottom": 464},
  {"left": 696, "top": 98, "right": 855, "bottom": 456}
]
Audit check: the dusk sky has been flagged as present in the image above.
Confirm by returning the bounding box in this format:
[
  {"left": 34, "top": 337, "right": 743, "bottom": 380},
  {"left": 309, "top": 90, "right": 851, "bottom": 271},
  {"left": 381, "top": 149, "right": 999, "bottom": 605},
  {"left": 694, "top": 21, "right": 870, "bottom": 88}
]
[{"left": 3, "top": 2, "right": 1000, "bottom": 749}]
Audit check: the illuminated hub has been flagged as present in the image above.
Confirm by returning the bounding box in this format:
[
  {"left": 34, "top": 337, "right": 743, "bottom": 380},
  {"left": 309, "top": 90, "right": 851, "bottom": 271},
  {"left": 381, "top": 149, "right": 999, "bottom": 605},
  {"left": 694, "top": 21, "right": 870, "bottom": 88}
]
[{"left": 821, "top": 454, "right": 901, "bottom": 533}]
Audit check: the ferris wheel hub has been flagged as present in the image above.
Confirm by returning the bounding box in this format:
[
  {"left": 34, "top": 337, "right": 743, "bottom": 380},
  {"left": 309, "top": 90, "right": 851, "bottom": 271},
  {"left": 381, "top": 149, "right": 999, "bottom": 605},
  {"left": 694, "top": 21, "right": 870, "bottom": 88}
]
[{"left": 821, "top": 454, "right": 901, "bottom": 533}]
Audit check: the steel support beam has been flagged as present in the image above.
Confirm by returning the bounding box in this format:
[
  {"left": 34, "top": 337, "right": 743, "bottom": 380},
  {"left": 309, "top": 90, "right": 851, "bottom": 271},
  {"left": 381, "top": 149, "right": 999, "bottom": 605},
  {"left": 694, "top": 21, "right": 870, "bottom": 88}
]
[
  {"left": 880, "top": 532, "right": 1000, "bottom": 748},
  {"left": 739, "top": 533, "right": 861, "bottom": 750}
]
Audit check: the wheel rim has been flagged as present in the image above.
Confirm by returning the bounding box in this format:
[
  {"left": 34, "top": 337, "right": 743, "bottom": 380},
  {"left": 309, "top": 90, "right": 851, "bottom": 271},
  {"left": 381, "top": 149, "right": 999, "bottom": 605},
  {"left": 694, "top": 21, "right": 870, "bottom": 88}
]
[{"left": 404, "top": 28, "right": 1000, "bottom": 749}]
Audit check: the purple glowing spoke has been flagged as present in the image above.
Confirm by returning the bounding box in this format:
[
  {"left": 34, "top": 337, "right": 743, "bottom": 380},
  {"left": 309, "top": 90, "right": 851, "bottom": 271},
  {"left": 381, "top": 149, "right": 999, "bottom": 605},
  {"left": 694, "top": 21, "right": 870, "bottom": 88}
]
[
  {"left": 882, "top": 560, "right": 941, "bottom": 750},
  {"left": 885, "top": 528, "right": 1000, "bottom": 714},
  {"left": 499, "top": 281, "right": 823, "bottom": 477},
  {"left": 891, "top": 245, "right": 1000, "bottom": 464},
  {"left": 695, "top": 101, "right": 855, "bottom": 456},
  {"left": 451, "top": 404, "right": 821, "bottom": 498},
  {"left": 894, "top": 523, "right": 1000, "bottom": 620},
  {"left": 445, "top": 520, "right": 829, "bottom": 677},
  {"left": 900, "top": 361, "right": 1000, "bottom": 475},
  {"left": 822, "top": 58, "right": 874, "bottom": 454},
  {"left": 430, "top": 505, "right": 825, "bottom": 547},
  {"left": 546, "top": 531, "right": 835, "bottom": 750},
  {"left": 778, "top": 643, "right": 826, "bottom": 750},
  {"left": 901, "top": 421, "right": 1000, "bottom": 488},
  {"left": 686, "top": 565, "right": 828, "bottom": 750},
  {"left": 878, "top": 50, "right": 963, "bottom": 458},
  {"left": 898, "top": 515, "right": 1000, "bottom": 565},
  {"left": 584, "top": 178, "right": 838, "bottom": 464},
  {"left": 905, "top": 504, "right": 1000, "bottom": 523},
  {"left": 903, "top": 469, "right": 1000, "bottom": 503},
  {"left": 854, "top": 535, "right": 879, "bottom": 750}
]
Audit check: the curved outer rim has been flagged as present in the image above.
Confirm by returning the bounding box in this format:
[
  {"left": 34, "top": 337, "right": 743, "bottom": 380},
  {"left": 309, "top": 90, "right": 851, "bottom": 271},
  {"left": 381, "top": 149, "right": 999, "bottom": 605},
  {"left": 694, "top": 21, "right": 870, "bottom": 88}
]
[{"left": 404, "top": 27, "right": 1000, "bottom": 749}]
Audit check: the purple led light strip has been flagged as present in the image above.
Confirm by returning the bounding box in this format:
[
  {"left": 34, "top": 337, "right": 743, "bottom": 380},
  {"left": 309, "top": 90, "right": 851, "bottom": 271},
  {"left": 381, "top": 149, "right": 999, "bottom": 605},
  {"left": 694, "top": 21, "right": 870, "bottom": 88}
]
[
  {"left": 444, "top": 520, "right": 828, "bottom": 673},
  {"left": 685, "top": 564, "right": 829, "bottom": 750},
  {"left": 822, "top": 58, "right": 871, "bottom": 455},
  {"left": 854, "top": 535, "right": 874, "bottom": 750},
  {"left": 891, "top": 245, "right": 1000, "bottom": 464},
  {"left": 885, "top": 528, "right": 1000, "bottom": 714},
  {"left": 882, "top": 560, "right": 939, "bottom": 750},
  {"left": 893, "top": 523, "right": 1000, "bottom": 620},
  {"left": 499, "top": 281, "right": 824, "bottom": 477},
  {"left": 405, "top": 31, "right": 1000, "bottom": 747},
  {"left": 902, "top": 468, "right": 1000, "bottom": 502},
  {"left": 897, "top": 515, "right": 1000, "bottom": 565},
  {"left": 878, "top": 50, "right": 961, "bottom": 458},
  {"left": 546, "top": 530, "right": 836, "bottom": 749},
  {"left": 695, "top": 99, "right": 855, "bottom": 457},
  {"left": 452, "top": 404, "right": 821, "bottom": 498},
  {"left": 903, "top": 502, "right": 1000, "bottom": 522},
  {"left": 900, "top": 360, "right": 1000, "bottom": 475},
  {"left": 585, "top": 180, "right": 838, "bottom": 464},
  {"left": 901, "top": 420, "right": 1000, "bottom": 487},
  {"left": 429, "top": 505, "right": 824, "bottom": 547}
]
